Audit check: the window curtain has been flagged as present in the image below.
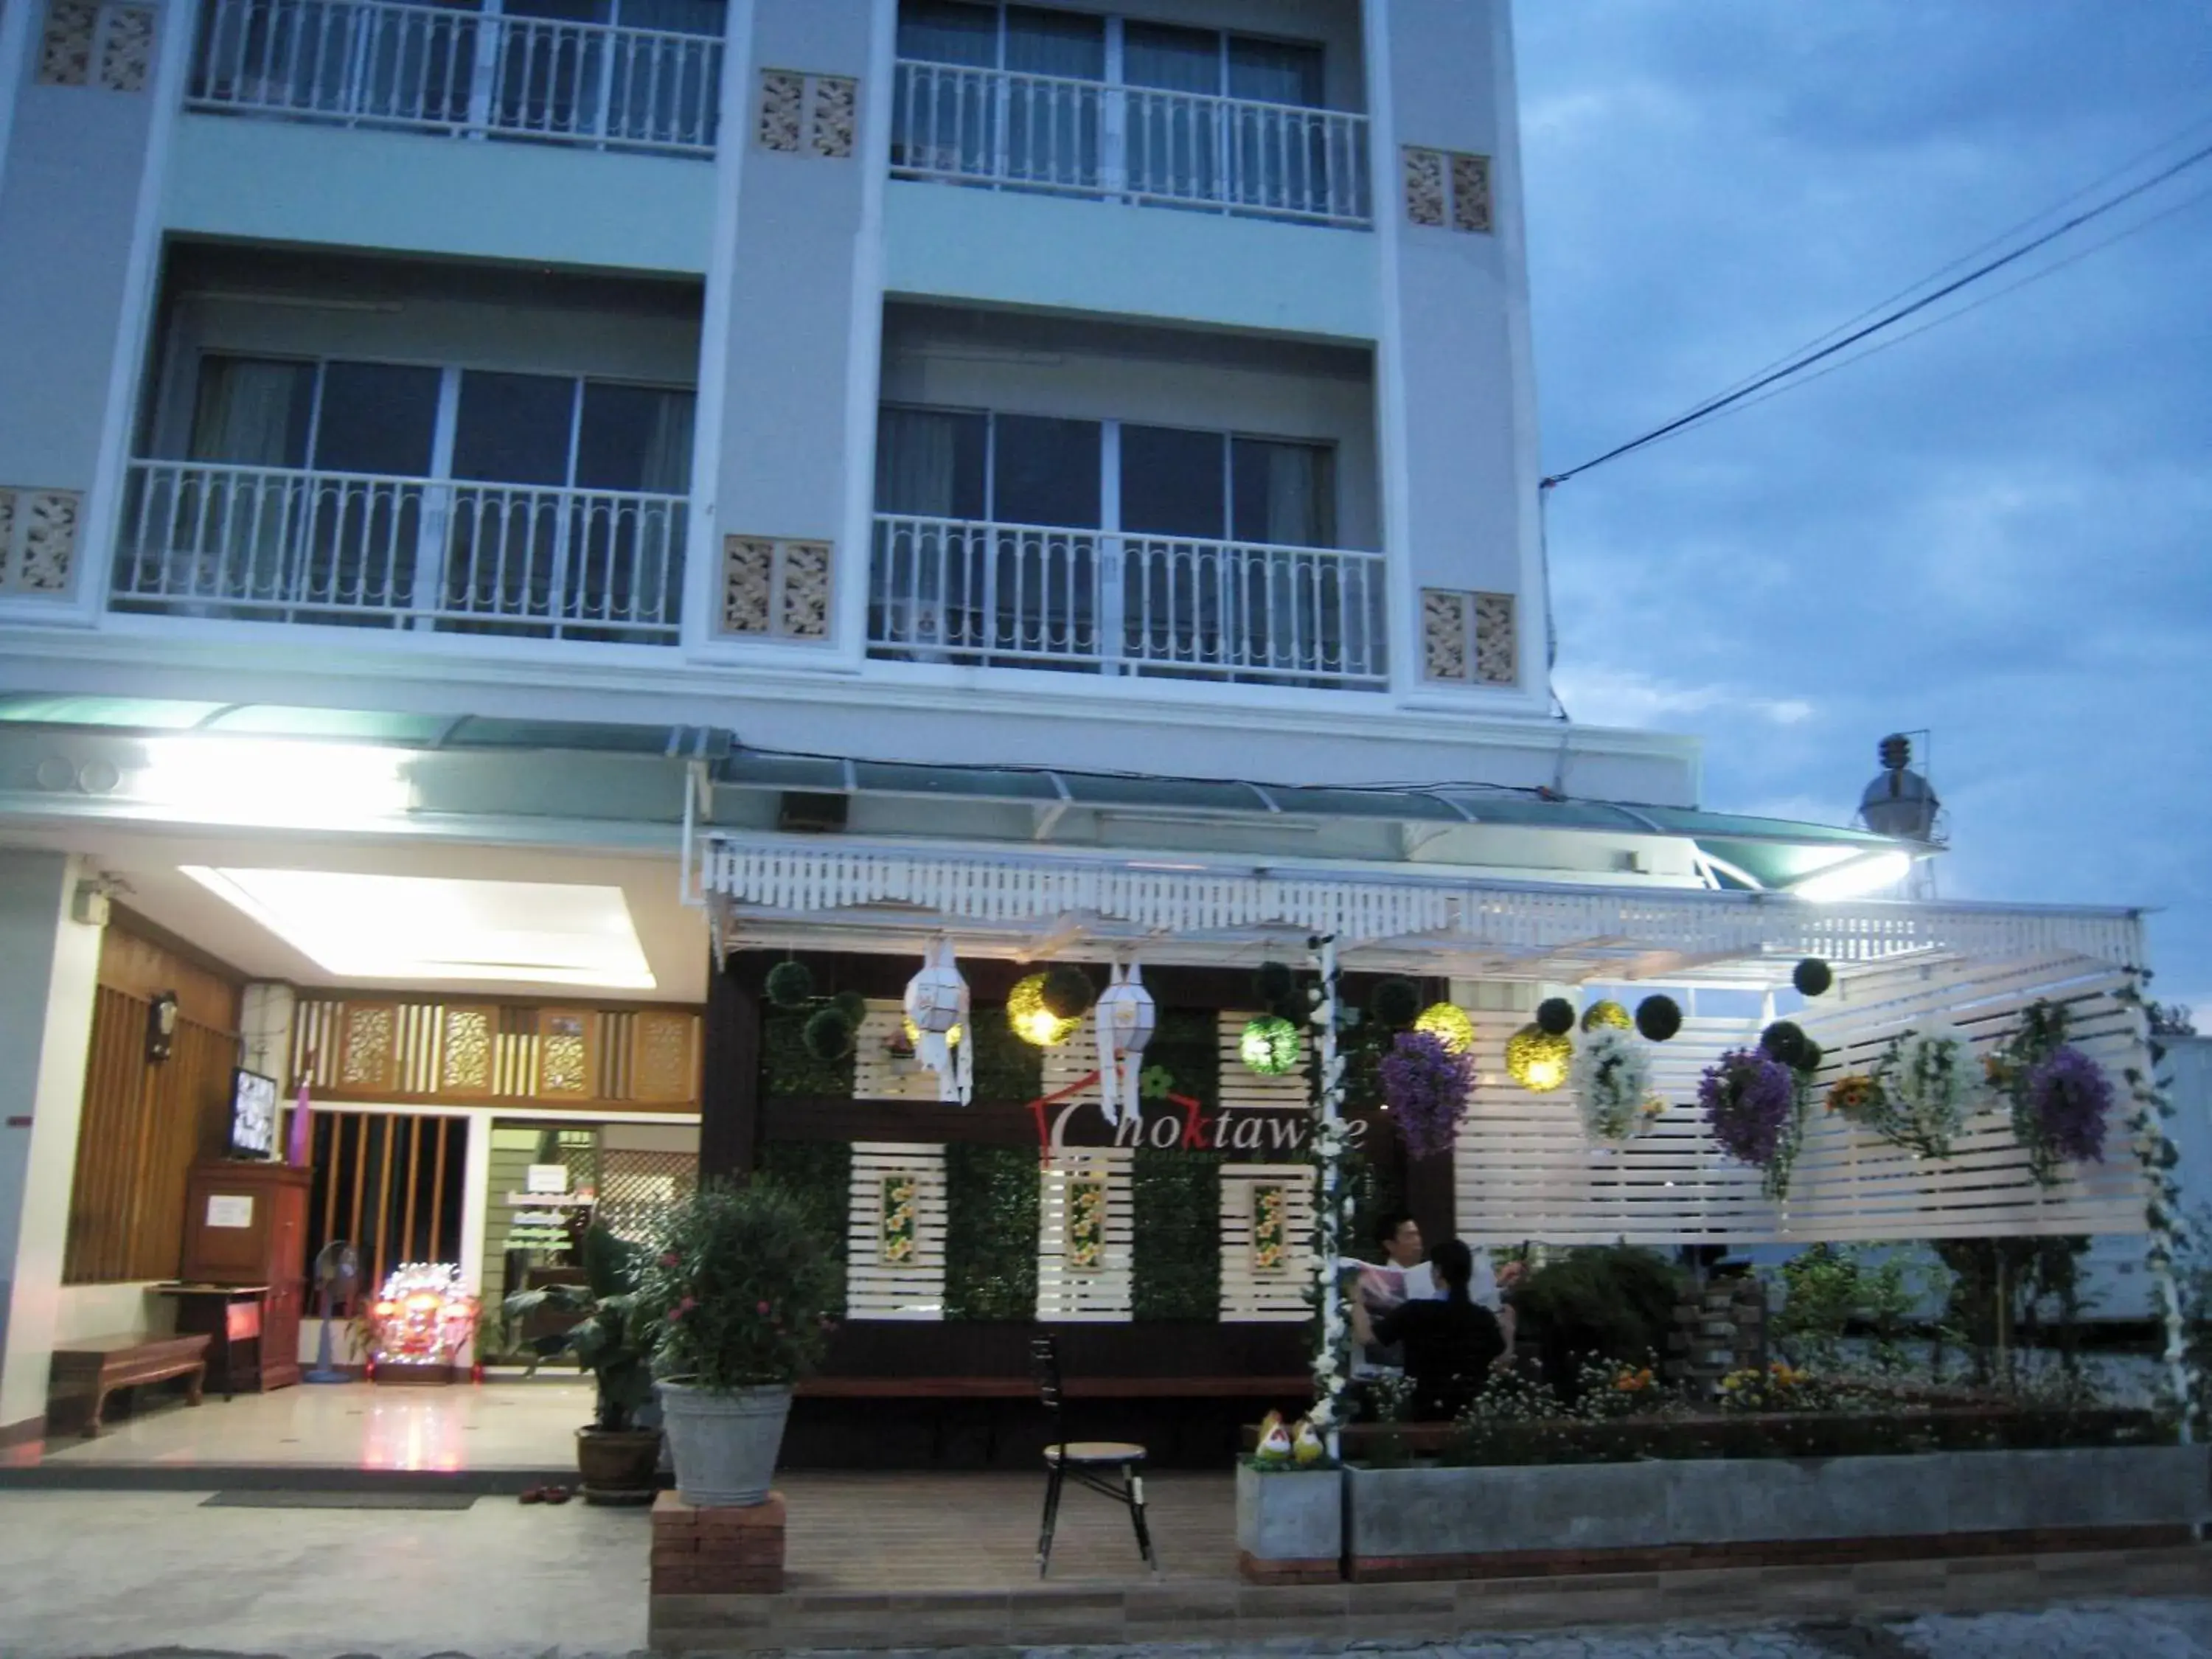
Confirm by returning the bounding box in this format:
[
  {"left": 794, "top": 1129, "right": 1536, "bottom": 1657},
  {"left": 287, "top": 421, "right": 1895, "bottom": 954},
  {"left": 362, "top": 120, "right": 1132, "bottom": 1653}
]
[
  {"left": 182, "top": 357, "right": 314, "bottom": 611},
  {"left": 1228, "top": 38, "right": 1325, "bottom": 211},
  {"left": 188, "top": 356, "right": 311, "bottom": 466},
  {"left": 626, "top": 388, "right": 693, "bottom": 622},
  {"left": 611, "top": 0, "right": 721, "bottom": 142},
  {"left": 1004, "top": 6, "right": 1102, "bottom": 187},
  {"left": 875, "top": 408, "right": 961, "bottom": 519},
  {"left": 1124, "top": 22, "right": 1218, "bottom": 202},
  {"left": 636, "top": 389, "right": 695, "bottom": 495},
  {"left": 1236, "top": 439, "right": 1332, "bottom": 549}
]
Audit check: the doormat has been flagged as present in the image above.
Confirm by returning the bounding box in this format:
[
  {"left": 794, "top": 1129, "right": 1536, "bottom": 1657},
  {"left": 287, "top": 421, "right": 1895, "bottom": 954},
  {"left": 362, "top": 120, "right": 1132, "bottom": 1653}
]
[{"left": 201, "top": 1491, "right": 478, "bottom": 1511}]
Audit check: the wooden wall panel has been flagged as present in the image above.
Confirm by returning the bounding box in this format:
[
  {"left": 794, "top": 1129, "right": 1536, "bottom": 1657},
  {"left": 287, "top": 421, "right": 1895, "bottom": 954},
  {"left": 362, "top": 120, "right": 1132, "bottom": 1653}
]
[{"left": 63, "top": 922, "right": 243, "bottom": 1284}]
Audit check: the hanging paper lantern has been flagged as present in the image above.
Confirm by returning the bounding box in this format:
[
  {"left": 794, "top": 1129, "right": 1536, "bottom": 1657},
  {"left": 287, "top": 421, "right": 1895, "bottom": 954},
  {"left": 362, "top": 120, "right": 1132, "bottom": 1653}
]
[
  {"left": 1093, "top": 963, "right": 1158, "bottom": 1127},
  {"left": 1536, "top": 997, "right": 1577, "bottom": 1037},
  {"left": 902, "top": 940, "right": 972, "bottom": 1105},
  {"left": 1008, "top": 973, "right": 1082, "bottom": 1047},
  {"left": 765, "top": 960, "right": 814, "bottom": 1009},
  {"left": 1505, "top": 1023, "right": 1573, "bottom": 1093},
  {"left": 1792, "top": 957, "right": 1834, "bottom": 998},
  {"left": 1581, "top": 999, "right": 1632, "bottom": 1033},
  {"left": 1413, "top": 1001, "right": 1475, "bottom": 1054},
  {"left": 1239, "top": 1015, "right": 1301, "bottom": 1076},
  {"left": 1636, "top": 995, "right": 1684, "bottom": 1043},
  {"left": 1369, "top": 977, "right": 1423, "bottom": 1030}
]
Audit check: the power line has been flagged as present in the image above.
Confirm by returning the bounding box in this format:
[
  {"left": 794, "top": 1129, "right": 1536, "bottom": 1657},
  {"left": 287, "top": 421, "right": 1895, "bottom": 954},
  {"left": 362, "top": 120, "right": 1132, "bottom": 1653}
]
[
  {"left": 1543, "top": 135, "right": 2212, "bottom": 490},
  {"left": 1672, "top": 113, "right": 2212, "bottom": 418},
  {"left": 1607, "top": 177, "right": 2212, "bottom": 462}
]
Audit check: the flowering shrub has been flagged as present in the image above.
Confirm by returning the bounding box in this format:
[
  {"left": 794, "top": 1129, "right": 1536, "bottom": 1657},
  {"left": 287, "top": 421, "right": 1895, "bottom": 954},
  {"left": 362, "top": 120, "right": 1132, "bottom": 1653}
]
[
  {"left": 1700, "top": 1048, "right": 1803, "bottom": 1198},
  {"left": 638, "top": 1178, "right": 843, "bottom": 1392},
  {"left": 1380, "top": 1029, "right": 1475, "bottom": 1158},
  {"left": 1573, "top": 1026, "right": 1663, "bottom": 1144},
  {"left": 1851, "top": 1023, "right": 1977, "bottom": 1159},
  {"left": 2028, "top": 1046, "right": 2114, "bottom": 1166},
  {"left": 1989, "top": 1001, "right": 2114, "bottom": 1184},
  {"left": 1572, "top": 1352, "right": 1661, "bottom": 1420}
]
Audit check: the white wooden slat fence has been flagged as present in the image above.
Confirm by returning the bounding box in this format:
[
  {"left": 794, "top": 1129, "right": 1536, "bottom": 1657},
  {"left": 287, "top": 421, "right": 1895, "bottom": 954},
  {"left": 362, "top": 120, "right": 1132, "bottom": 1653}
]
[
  {"left": 1453, "top": 967, "right": 2152, "bottom": 1247},
  {"left": 1220, "top": 1163, "right": 1316, "bottom": 1322},
  {"left": 844, "top": 1143, "right": 948, "bottom": 1321},
  {"left": 1036, "top": 1147, "right": 1134, "bottom": 1322}
]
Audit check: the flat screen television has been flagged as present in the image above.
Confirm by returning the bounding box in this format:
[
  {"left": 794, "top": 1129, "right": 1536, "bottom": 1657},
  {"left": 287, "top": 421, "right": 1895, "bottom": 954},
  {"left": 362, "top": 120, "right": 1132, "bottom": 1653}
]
[{"left": 229, "top": 1068, "right": 279, "bottom": 1159}]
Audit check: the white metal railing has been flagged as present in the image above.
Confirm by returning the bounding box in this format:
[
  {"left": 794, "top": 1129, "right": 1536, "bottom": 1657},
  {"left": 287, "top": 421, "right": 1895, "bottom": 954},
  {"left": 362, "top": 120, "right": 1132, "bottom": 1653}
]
[
  {"left": 113, "top": 460, "right": 685, "bottom": 644},
  {"left": 869, "top": 512, "right": 1388, "bottom": 688},
  {"left": 188, "top": 0, "right": 723, "bottom": 154},
  {"left": 890, "top": 60, "right": 1371, "bottom": 226}
]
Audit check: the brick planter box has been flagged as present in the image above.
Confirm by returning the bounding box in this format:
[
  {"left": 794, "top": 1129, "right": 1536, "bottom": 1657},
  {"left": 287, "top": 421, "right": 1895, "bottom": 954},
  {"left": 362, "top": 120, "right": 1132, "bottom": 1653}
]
[
  {"left": 651, "top": 1490, "right": 787, "bottom": 1596},
  {"left": 1346, "top": 1445, "right": 2212, "bottom": 1582},
  {"left": 1234, "top": 1463, "right": 1341, "bottom": 1584}
]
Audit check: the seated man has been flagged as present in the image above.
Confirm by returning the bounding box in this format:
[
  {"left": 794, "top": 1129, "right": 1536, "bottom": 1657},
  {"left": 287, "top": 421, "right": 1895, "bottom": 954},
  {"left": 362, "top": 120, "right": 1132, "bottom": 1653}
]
[{"left": 1352, "top": 1239, "right": 1506, "bottom": 1422}]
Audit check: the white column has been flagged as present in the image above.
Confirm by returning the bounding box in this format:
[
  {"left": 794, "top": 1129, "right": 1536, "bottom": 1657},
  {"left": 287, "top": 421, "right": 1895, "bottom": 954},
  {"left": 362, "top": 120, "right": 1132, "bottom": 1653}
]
[
  {"left": 0, "top": 853, "right": 106, "bottom": 1439},
  {"left": 238, "top": 982, "right": 298, "bottom": 1140}
]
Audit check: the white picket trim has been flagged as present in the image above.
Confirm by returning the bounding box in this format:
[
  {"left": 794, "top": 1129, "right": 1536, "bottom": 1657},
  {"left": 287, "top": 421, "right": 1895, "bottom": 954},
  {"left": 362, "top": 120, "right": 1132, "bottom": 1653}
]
[{"left": 699, "top": 836, "right": 2143, "bottom": 975}]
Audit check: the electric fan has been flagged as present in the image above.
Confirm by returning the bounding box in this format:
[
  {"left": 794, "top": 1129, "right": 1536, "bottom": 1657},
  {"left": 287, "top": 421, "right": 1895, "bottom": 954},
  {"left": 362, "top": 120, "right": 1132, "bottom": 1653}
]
[{"left": 305, "top": 1240, "right": 361, "bottom": 1385}]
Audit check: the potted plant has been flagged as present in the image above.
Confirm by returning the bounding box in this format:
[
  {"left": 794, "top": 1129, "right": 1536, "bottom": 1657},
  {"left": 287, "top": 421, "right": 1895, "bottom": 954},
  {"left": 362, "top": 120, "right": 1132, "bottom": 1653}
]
[
  {"left": 639, "top": 1177, "right": 841, "bottom": 1508},
  {"left": 504, "top": 1223, "right": 663, "bottom": 1505}
]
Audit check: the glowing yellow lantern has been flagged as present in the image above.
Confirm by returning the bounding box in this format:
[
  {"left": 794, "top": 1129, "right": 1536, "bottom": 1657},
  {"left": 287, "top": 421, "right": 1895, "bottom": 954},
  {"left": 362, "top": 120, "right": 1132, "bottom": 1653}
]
[
  {"left": 1505, "top": 1023, "right": 1572, "bottom": 1093},
  {"left": 1413, "top": 1001, "right": 1476, "bottom": 1054},
  {"left": 1007, "top": 973, "right": 1080, "bottom": 1047},
  {"left": 903, "top": 1016, "right": 963, "bottom": 1048},
  {"left": 1581, "top": 999, "right": 1632, "bottom": 1033}
]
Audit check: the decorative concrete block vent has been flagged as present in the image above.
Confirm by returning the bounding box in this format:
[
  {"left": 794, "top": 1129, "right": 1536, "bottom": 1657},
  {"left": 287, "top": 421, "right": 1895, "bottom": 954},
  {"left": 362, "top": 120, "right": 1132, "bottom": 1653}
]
[
  {"left": 651, "top": 1490, "right": 786, "bottom": 1596},
  {"left": 1665, "top": 1276, "right": 1767, "bottom": 1399}
]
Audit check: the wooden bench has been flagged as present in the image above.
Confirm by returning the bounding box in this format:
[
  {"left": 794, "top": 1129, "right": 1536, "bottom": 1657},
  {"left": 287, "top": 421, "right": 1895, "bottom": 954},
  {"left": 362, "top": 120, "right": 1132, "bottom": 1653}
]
[{"left": 48, "top": 1333, "right": 211, "bottom": 1436}]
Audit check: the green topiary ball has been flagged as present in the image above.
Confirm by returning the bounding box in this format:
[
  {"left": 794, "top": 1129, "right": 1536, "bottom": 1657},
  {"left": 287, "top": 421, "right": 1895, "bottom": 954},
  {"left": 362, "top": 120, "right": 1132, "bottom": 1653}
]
[
  {"left": 1792, "top": 957, "right": 1834, "bottom": 998},
  {"left": 1040, "top": 965, "right": 1096, "bottom": 1021},
  {"left": 1369, "top": 977, "right": 1422, "bottom": 1029},
  {"left": 1635, "top": 995, "right": 1683, "bottom": 1043},
  {"left": 765, "top": 960, "right": 814, "bottom": 1009},
  {"left": 801, "top": 1006, "right": 854, "bottom": 1062},
  {"left": 1760, "top": 1020, "right": 1809, "bottom": 1070},
  {"left": 1254, "top": 961, "right": 1297, "bottom": 1005},
  {"left": 830, "top": 990, "right": 869, "bottom": 1029},
  {"left": 1537, "top": 997, "right": 1577, "bottom": 1037}
]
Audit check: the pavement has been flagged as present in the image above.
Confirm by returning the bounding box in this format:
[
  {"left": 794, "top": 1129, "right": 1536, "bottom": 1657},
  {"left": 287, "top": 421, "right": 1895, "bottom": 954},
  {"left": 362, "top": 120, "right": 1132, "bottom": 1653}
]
[{"left": 0, "top": 1490, "right": 2208, "bottom": 1658}]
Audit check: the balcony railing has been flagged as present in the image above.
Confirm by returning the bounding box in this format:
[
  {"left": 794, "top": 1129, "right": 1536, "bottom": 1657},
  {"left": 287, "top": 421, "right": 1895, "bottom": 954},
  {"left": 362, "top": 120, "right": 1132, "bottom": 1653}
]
[
  {"left": 188, "top": 0, "right": 723, "bottom": 155},
  {"left": 891, "top": 60, "right": 1371, "bottom": 227},
  {"left": 869, "top": 513, "right": 1388, "bottom": 689},
  {"left": 113, "top": 460, "right": 685, "bottom": 644}
]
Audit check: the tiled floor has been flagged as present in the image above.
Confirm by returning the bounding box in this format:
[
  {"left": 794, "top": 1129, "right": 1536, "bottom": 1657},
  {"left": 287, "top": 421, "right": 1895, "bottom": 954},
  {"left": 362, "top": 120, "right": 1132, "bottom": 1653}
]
[{"left": 21, "top": 1377, "right": 590, "bottom": 1475}]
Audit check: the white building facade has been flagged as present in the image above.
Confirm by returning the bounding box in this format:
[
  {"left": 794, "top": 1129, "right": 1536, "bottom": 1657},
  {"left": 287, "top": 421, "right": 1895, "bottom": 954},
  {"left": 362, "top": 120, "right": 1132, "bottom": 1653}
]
[{"left": 0, "top": 0, "right": 2171, "bottom": 1450}]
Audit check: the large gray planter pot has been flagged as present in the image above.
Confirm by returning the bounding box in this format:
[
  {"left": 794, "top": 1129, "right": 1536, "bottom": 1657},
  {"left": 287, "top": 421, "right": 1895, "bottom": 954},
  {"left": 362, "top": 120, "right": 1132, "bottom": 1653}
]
[
  {"left": 1346, "top": 1444, "right": 2212, "bottom": 1565},
  {"left": 1235, "top": 1464, "right": 1342, "bottom": 1565},
  {"left": 657, "top": 1381, "right": 791, "bottom": 1507}
]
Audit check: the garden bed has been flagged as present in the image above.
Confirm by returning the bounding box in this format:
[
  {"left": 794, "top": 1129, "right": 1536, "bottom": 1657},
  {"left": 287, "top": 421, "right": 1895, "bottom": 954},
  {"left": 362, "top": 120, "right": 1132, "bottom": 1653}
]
[{"left": 1340, "top": 1444, "right": 2211, "bottom": 1582}]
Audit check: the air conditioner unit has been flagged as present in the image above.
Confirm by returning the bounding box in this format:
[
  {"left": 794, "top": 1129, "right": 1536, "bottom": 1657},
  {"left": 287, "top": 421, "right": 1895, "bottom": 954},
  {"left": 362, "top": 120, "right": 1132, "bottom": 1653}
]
[{"left": 778, "top": 792, "right": 849, "bottom": 834}]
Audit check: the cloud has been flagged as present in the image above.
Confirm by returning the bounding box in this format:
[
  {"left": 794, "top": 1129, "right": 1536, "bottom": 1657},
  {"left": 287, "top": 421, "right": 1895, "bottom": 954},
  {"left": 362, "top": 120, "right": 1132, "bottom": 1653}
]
[
  {"left": 1518, "top": 1, "right": 2212, "bottom": 990},
  {"left": 1554, "top": 667, "right": 1813, "bottom": 732}
]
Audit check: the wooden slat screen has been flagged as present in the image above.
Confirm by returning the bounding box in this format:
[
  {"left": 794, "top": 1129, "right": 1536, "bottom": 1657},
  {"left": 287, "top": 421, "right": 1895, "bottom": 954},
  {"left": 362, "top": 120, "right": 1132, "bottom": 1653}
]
[
  {"left": 63, "top": 968, "right": 241, "bottom": 1285},
  {"left": 303, "top": 1110, "right": 472, "bottom": 1296},
  {"left": 291, "top": 998, "right": 699, "bottom": 1112}
]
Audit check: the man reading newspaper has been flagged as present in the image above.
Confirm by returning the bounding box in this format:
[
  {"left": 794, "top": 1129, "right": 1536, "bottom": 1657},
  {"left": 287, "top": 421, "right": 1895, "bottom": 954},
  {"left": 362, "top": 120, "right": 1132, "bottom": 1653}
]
[{"left": 1346, "top": 1212, "right": 1517, "bottom": 1377}]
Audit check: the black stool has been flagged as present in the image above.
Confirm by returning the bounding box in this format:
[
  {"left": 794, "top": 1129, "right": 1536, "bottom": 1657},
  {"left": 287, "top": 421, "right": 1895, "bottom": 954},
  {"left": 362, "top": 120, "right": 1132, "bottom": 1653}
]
[{"left": 1031, "top": 1334, "right": 1155, "bottom": 1578}]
